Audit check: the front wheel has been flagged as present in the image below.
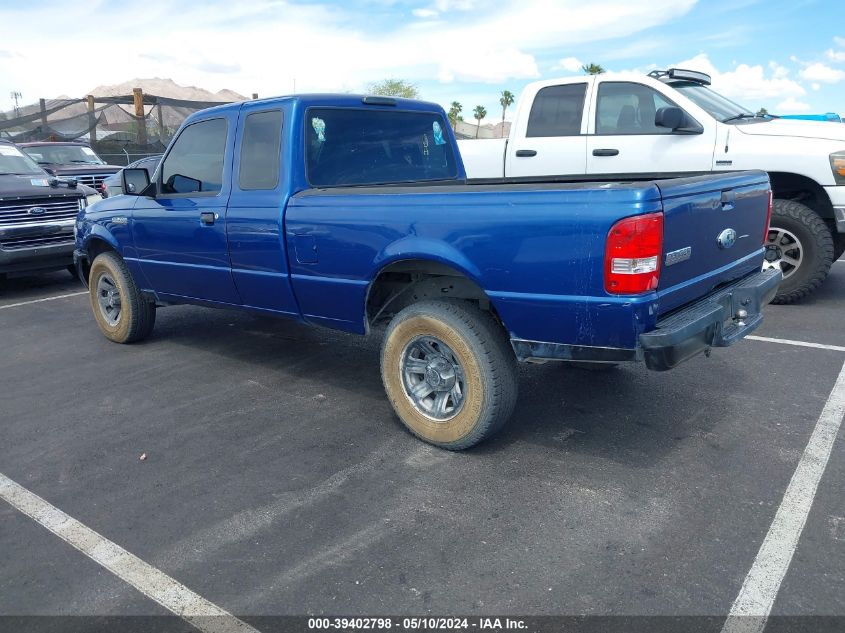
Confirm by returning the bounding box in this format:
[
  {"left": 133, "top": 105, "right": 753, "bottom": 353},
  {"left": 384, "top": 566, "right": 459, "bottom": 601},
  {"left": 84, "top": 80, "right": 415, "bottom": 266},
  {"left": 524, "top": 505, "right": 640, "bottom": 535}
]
[
  {"left": 380, "top": 299, "right": 518, "bottom": 450},
  {"left": 764, "top": 199, "right": 834, "bottom": 304},
  {"left": 88, "top": 251, "right": 156, "bottom": 343}
]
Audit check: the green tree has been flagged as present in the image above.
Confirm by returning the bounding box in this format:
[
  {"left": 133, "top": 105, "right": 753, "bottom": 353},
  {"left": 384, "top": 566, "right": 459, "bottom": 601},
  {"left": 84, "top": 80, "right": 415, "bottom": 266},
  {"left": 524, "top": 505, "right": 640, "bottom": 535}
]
[
  {"left": 473, "top": 105, "right": 487, "bottom": 138},
  {"left": 366, "top": 78, "right": 420, "bottom": 99},
  {"left": 757, "top": 107, "right": 769, "bottom": 116},
  {"left": 499, "top": 90, "right": 515, "bottom": 137},
  {"left": 448, "top": 101, "right": 463, "bottom": 131},
  {"left": 581, "top": 63, "right": 605, "bottom": 75}
]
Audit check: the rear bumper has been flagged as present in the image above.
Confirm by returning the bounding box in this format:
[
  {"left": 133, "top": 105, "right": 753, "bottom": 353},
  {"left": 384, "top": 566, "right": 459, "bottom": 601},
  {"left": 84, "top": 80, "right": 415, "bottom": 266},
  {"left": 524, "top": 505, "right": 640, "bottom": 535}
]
[
  {"left": 510, "top": 268, "right": 782, "bottom": 370},
  {"left": 639, "top": 268, "right": 782, "bottom": 371}
]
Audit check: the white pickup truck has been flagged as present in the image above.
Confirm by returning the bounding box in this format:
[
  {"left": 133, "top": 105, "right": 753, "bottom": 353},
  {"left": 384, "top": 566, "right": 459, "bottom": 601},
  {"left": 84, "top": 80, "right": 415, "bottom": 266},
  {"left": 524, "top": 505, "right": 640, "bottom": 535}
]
[{"left": 459, "top": 68, "right": 845, "bottom": 304}]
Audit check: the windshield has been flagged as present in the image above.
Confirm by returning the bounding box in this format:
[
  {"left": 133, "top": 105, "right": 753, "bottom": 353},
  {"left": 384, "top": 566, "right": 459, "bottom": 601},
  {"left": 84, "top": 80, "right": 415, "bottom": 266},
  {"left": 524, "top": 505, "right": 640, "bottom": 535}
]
[
  {"left": 21, "top": 144, "right": 105, "bottom": 165},
  {"left": 0, "top": 144, "right": 44, "bottom": 175},
  {"left": 670, "top": 81, "right": 759, "bottom": 122}
]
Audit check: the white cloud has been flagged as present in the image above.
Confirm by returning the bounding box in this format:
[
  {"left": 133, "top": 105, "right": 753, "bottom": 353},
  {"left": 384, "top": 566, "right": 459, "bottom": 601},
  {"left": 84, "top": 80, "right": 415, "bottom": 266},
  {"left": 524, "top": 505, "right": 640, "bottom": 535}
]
[
  {"left": 800, "top": 62, "right": 845, "bottom": 83},
  {"left": 769, "top": 61, "right": 789, "bottom": 79},
  {"left": 555, "top": 57, "right": 584, "bottom": 73},
  {"left": 412, "top": 8, "right": 438, "bottom": 18},
  {"left": 812, "top": 83, "right": 821, "bottom": 91},
  {"left": 836, "top": 36, "right": 845, "bottom": 47},
  {"left": 0, "top": 0, "right": 700, "bottom": 106},
  {"left": 776, "top": 97, "right": 811, "bottom": 113},
  {"left": 674, "top": 53, "right": 805, "bottom": 102},
  {"left": 826, "top": 48, "right": 845, "bottom": 63}
]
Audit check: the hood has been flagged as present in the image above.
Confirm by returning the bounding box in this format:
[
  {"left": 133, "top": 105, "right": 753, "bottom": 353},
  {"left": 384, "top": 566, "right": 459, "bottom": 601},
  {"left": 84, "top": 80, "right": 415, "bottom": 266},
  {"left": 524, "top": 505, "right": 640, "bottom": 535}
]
[
  {"left": 0, "top": 174, "right": 84, "bottom": 200},
  {"left": 736, "top": 118, "right": 845, "bottom": 143}
]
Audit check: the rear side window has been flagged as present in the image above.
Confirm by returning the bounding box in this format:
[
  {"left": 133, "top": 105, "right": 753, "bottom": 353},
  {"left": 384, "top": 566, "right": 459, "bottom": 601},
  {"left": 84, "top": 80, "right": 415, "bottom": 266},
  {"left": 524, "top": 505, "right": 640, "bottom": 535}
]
[
  {"left": 305, "top": 108, "right": 458, "bottom": 187},
  {"left": 161, "top": 118, "right": 228, "bottom": 194},
  {"left": 596, "top": 82, "right": 677, "bottom": 135},
  {"left": 239, "top": 110, "right": 283, "bottom": 190},
  {"left": 525, "top": 84, "right": 587, "bottom": 137}
]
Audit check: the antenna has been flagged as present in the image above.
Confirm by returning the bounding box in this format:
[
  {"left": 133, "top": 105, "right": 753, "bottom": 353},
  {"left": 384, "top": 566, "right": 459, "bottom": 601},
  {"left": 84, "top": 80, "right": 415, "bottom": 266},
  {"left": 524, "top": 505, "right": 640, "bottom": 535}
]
[{"left": 10, "top": 91, "right": 22, "bottom": 117}]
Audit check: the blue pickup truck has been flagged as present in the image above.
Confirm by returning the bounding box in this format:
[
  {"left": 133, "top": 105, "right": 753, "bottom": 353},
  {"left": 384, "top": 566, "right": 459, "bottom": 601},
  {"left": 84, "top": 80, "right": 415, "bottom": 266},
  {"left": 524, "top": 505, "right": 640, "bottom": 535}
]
[{"left": 74, "top": 94, "right": 780, "bottom": 449}]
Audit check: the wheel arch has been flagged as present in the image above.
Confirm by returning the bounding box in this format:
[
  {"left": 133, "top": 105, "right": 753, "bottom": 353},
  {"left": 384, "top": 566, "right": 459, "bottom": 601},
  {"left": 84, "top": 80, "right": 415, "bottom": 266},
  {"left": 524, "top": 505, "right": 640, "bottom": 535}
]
[
  {"left": 365, "top": 255, "right": 504, "bottom": 332},
  {"left": 768, "top": 172, "right": 834, "bottom": 222}
]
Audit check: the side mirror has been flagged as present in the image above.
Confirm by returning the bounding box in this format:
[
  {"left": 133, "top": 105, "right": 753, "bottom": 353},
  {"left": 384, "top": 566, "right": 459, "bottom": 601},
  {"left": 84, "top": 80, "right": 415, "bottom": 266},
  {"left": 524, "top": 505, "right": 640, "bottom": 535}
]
[
  {"left": 655, "top": 106, "right": 703, "bottom": 135},
  {"left": 167, "top": 174, "right": 202, "bottom": 194},
  {"left": 123, "top": 168, "right": 150, "bottom": 195}
]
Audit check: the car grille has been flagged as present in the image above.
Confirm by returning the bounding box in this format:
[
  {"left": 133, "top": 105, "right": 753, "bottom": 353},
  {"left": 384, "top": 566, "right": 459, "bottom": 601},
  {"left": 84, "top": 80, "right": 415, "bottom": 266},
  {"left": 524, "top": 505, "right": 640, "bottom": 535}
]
[
  {"left": 0, "top": 197, "right": 80, "bottom": 249},
  {"left": 0, "top": 233, "right": 75, "bottom": 250},
  {"left": 70, "top": 173, "right": 115, "bottom": 188},
  {"left": 0, "top": 197, "right": 83, "bottom": 227}
]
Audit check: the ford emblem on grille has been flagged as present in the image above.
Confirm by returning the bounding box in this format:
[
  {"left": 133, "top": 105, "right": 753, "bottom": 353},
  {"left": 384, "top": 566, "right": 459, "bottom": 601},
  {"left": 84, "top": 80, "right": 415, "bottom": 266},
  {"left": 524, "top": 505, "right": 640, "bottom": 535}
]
[
  {"left": 717, "top": 228, "right": 737, "bottom": 249},
  {"left": 28, "top": 206, "right": 47, "bottom": 216}
]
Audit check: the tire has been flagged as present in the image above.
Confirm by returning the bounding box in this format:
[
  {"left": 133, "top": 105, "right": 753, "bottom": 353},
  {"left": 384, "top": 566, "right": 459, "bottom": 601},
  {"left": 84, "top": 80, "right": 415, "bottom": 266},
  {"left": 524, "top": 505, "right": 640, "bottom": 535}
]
[
  {"left": 765, "top": 199, "right": 834, "bottom": 304},
  {"left": 834, "top": 234, "right": 845, "bottom": 263},
  {"left": 380, "top": 299, "right": 518, "bottom": 450},
  {"left": 88, "top": 251, "right": 156, "bottom": 343}
]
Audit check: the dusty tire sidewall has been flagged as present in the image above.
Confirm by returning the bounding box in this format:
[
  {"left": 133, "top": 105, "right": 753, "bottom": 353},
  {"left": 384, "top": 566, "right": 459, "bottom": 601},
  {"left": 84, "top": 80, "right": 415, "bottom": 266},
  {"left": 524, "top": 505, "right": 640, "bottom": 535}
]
[
  {"left": 89, "top": 255, "right": 133, "bottom": 343},
  {"left": 382, "top": 312, "right": 487, "bottom": 446}
]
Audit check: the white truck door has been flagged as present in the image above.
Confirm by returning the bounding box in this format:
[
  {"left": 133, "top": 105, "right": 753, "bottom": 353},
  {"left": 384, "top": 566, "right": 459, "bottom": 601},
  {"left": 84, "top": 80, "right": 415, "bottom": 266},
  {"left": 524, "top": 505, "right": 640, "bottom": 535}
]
[
  {"left": 585, "top": 80, "right": 716, "bottom": 175},
  {"left": 504, "top": 80, "right": 592, "bottom": 178}
]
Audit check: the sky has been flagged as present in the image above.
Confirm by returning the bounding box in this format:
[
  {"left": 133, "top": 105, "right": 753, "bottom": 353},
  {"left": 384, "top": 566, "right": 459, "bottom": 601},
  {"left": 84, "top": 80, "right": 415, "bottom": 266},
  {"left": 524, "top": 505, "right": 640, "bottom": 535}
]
[{"left": 1, "top": 0, "right": 843, "bottom": 123}]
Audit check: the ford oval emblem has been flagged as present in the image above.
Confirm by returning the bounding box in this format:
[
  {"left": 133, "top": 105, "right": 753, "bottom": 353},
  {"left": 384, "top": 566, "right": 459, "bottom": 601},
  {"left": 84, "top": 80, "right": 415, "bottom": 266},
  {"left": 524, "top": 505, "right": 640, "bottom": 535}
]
[
  {"left": 28, "top": 206, "right": 47, "bottom": 216},
  {"left": 717, "top": 228, "right": 737, "bottom": 249}
]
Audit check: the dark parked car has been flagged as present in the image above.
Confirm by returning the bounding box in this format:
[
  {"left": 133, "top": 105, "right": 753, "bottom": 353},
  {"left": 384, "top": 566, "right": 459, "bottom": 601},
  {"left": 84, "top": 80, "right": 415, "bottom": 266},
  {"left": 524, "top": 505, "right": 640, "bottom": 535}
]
[
  {"left": 18, "top": 142, "right": 121, "bottom": 195},
  {"left": 102, "top": 155, "right": 162, "bottom": 198},
  {"left": 1, "top": 140, "right": 99, "bottom": 278}
]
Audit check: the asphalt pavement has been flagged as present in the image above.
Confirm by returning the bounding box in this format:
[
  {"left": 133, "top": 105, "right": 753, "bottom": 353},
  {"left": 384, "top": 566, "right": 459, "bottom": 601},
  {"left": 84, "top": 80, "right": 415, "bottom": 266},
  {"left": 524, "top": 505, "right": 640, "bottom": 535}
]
[{"left": 1, "top": 263, "right": 843, "bottom": 631}]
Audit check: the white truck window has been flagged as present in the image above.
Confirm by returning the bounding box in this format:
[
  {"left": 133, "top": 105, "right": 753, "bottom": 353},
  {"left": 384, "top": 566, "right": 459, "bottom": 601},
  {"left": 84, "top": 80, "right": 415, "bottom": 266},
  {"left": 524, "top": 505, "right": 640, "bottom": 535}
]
[
  {"left": 525, "top": 84, "right": 587, "bottom": 138},
  {"left": 596, "top": 82, "right": 676, "bottom": 135}
]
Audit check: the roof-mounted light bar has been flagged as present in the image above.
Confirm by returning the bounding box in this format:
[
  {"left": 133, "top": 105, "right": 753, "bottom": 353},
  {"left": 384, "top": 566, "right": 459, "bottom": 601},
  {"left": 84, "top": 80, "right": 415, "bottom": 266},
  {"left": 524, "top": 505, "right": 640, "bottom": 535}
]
[{"left": 647, "top": 68, "right": 712, "bottom": 86}]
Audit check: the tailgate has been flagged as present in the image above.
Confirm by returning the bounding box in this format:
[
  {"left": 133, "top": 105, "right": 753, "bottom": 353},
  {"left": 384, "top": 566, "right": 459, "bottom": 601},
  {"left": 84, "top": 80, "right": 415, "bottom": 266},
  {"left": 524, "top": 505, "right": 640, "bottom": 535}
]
[{"left": 655, "top": 171, "right": 770, "bottom": 316}]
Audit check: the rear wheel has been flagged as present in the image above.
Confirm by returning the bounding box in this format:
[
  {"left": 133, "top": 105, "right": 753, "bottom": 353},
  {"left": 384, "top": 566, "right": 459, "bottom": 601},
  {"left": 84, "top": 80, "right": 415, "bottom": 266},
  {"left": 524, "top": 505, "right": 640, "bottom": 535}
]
[
  {"left": 380, "top": 299, "right": 518, "bottom": 450},
  {"left": 88, "top": 251, "right": 156, "bottom": 343},
  {"left": 764, "top": 199, "right": 834, "bottom": 304}
]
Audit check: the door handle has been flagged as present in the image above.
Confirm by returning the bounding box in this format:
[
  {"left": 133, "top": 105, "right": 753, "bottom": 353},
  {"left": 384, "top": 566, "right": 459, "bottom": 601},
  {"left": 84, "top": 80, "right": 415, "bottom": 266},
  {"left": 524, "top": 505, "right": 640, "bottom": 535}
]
[
  {"left": 515, "top": 149, "right": 537, "bottom": 157},
  {"left": 592, "top": 148, "right": 619, "bottom": 157},
  {"left": 721, "top": 190, "right": 736, "bottom": 205},
  {"left": 200, "top": 212, "right": 217, "bottom": 225}
]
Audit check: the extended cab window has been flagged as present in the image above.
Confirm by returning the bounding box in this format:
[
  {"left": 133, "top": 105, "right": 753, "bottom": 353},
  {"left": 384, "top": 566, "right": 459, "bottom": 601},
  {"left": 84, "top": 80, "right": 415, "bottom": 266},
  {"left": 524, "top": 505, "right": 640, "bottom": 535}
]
[
  {"left": 596, "top": 82, "right": 677, "bottom": 135},
  {"left": 239, "top": 110, "right": 283, "bottom": 190},
  {"left": 161, "top": 118, "right": 227, "bottom": 194},
  {"left": 525, "top": 84, "right": 587, "bottom": 137},
  {"left": 305, "top": 108, "right": 458, "bottom": 187}
]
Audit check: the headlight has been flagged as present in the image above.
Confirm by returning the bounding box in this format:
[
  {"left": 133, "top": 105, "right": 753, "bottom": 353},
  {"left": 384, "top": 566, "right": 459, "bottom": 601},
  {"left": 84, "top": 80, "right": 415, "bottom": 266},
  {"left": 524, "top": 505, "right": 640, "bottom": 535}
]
[
  {"left": 831, "top": 151, "right": 845, "bottom": 185},
  {"left": 86, "top": 193, "right": 103, "bottom": 207}
]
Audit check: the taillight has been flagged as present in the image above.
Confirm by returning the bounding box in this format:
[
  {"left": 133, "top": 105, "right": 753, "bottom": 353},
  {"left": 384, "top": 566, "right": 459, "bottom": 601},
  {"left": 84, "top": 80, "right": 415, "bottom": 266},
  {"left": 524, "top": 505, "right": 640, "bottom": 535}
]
[
  {"left": 605, "top": 212, "right": 664, "bottom": 294},
  {"left": 764, "top": 190, "right": 773, "bottom": 244}
]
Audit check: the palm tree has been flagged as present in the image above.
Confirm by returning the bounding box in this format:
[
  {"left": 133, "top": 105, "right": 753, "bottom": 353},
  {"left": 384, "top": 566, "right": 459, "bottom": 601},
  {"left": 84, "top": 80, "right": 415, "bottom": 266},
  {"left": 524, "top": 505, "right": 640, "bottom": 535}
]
[
  {"left": 473, "top": 105, "right": 487, "bottom": 138},
  {"left": 581, "top": 63, "right": 605, "bottom": 75},
  {"left": 448, "top": 101, "right": 463, "bottom": 131},
  {"left": 499, "top": 90, "right": 514, "bottom": 137}
]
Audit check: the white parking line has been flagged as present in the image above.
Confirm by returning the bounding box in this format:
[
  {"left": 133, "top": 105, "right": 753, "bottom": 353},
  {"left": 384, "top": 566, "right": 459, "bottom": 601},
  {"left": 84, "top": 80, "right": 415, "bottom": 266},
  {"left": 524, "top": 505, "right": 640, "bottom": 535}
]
[
  {"left": 721, "top": 359, "right": 845, "bottom": 633},
  {"left": 746, "top": 335, "right": 845, "bottom": 353},
  {"left": 0, "top": 291, "right": 87, "bottom": 310},
  {"left": 0, "top": 473, "right": 259, "bottom": 633}
]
